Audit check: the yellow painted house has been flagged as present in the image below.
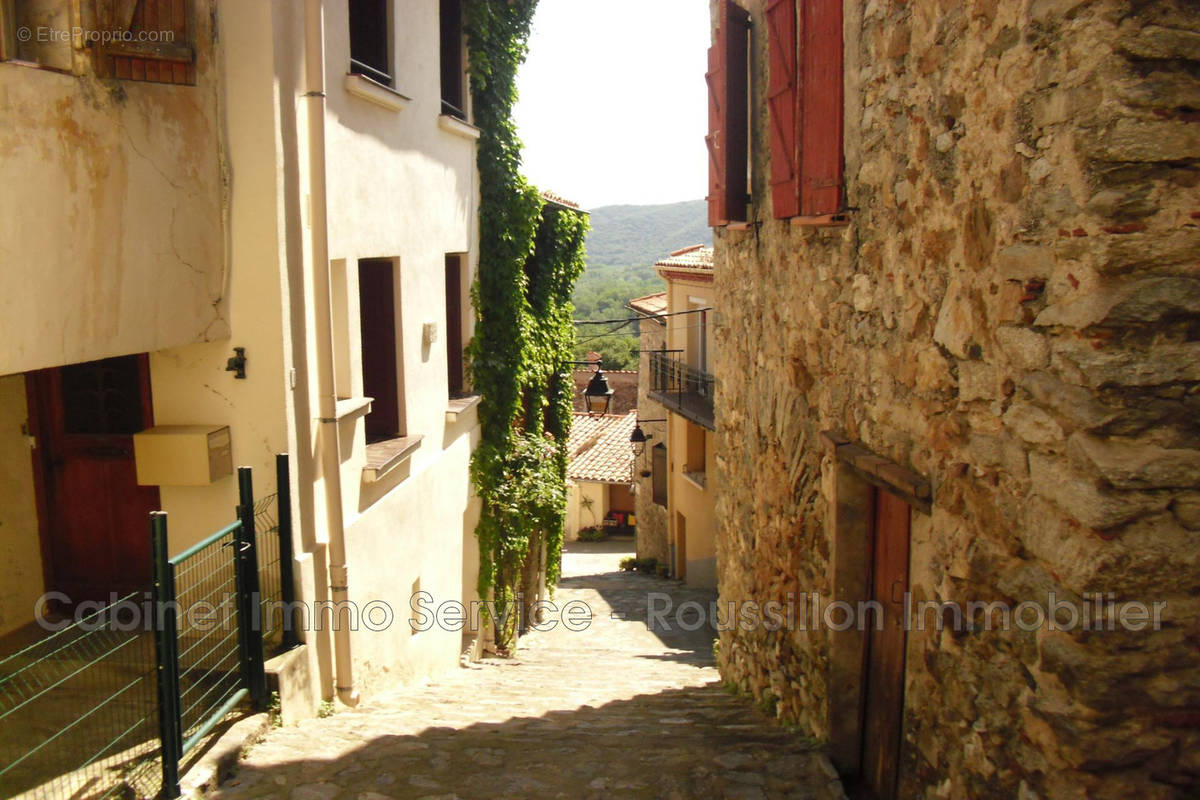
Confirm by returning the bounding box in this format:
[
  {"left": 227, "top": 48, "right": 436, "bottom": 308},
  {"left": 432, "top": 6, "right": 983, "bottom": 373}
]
[{"left": 649, "top": 245, "right": 717, "bottom": 589}]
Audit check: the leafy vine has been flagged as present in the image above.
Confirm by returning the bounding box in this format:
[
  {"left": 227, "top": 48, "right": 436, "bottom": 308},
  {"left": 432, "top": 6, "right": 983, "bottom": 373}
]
[{"left": 465, "top": 0, "right": 588, "bottom": 649}]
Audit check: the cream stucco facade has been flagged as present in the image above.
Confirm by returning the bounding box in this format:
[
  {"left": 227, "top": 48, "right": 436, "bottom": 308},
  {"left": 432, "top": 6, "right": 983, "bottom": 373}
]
[
  {"left": 0, "top": 0, "right": 483, "bottom": 711},
  {"left": 652, "top": 248, "right": 717, "bottom": 590}
]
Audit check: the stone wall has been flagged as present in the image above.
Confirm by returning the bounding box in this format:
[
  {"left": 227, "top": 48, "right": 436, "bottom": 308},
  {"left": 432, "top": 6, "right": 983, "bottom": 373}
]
[
  {"left": 713, "top": 1, "right": 1200, "bottom": 798},
  {"left": 635, "top": 316, "right": 670, "bottom": 566}
]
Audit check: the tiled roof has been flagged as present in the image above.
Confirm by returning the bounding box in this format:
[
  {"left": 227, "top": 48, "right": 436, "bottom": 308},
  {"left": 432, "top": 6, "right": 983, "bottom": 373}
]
[
  {"left": 541, "top": 190, "right": 583, "bottom": 211},
  {"left": 628, "top": 291, "right": 667, "bottom": 317},
  {"left": 654, "top": 244, "right": 713, "bottom": 271},
  {"left": 567, "top": 411, "right": 637, "bottom": 484}
]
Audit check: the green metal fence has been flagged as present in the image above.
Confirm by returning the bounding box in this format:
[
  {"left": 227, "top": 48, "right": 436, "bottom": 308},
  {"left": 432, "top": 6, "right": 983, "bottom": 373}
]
[
  {"left": 0, "top": 457, "right": 295, "bottom": 800},
  {"left": 0, "top": 593, "right": 162, "bottom": 799},
  {"left": 153, "top": 466, "right": 271, "bottom": 797}
]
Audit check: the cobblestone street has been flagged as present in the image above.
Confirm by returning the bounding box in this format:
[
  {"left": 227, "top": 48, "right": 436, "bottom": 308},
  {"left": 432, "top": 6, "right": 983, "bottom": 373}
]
[{"left": 213, "top": 541, "right": 847, "bottom": 800}]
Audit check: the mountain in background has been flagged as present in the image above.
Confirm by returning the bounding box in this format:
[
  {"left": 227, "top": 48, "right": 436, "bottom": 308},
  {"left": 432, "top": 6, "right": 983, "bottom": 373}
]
[
  {"left": 583, "top": 199, "right": 709, "bottom": 268},
  {"left": 571, "top": 199, "right": 708, "bottom": 370}
]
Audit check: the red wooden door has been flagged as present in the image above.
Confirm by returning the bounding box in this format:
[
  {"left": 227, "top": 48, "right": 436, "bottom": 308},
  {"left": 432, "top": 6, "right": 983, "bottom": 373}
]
[
  {"left": 860, "top": 488, "right": 911, "bottom": 799},
  {"left": 29, "top": 355, "right": 160, "bottom": 601}
]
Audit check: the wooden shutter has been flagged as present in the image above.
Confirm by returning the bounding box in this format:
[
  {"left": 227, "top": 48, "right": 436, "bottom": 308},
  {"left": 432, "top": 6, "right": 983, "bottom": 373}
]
[
  {"left": 798, "top": 0, "right": 844, "bottom": 216},
  {"left": 96, "top": 0, "right": 195, "bottom": 85},
  {"left": 652, "top": 443, "right": 668, "bottom": 507},
  {"left": 706, "top": 0, "right": 749, "bottom": 227},
  {"left": 766, "top": 0, "right": 800, "bottom": 219}
]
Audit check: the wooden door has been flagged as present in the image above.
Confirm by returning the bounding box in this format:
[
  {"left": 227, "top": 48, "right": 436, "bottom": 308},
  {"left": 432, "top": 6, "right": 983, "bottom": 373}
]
[
  {"left": 28, "top": 355, "right": 160, "bottom": 601},
  {"left": 860, "top": 488, "right": 911, "bottom": 799}
]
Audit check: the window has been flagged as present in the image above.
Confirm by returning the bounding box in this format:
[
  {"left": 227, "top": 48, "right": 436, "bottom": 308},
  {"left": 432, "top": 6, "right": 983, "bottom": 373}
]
[
  {"left": 92, "top": 0, "right": 196, "bottom": 84},
  {"left": 1, "top": 0, "right": 72, "bottom": 71},
  {"left": 685, "top": 422, "right": 706, "bottom": 476},
  {"left": 358, "top": 258, "right": 402, "bottom": 442},
  {"left": 439, "top": 0, "right": 466, "bottom": 119},
  {"left": 652, "top": 443, "right": 668, "bottom": 507},
  {"left": 349, "top": 0, "right": 391, "bottom": 86},
  {"left": 766, "top": 0, "right": 844, "bottom": 219},
  {"left": 687, "top": 301, "right": 708, "bottom": 376},
  {"left": 706, "top": 0, "right": 749, "bottom": 227},
  {"left": 444, "top": 253, "right": 468, "bottom": 398}
]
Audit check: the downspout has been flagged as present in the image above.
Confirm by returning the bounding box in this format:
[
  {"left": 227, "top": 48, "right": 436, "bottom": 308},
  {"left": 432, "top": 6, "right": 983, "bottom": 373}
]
[{"left": 303, "top": 0, "right": 358, "bottom": 707}]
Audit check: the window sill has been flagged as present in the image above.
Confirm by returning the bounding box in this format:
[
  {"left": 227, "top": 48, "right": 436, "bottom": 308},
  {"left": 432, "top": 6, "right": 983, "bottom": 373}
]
[
  {"left": 322, "top": 396, "right": 373, "bottom": 423},
  {"left": 682, "top": 470, "right": 707, "bottom": 490},
  {"left": 363, "top": 434, "right": 423, "bottom": 483},
  {"left": 445, "top": 394, "right": 482, "bottom": 422},
  {"left": 344, "top": 73, "right": 411, "bottom": 112},
  {"left": 438, "top": 114, "right": 481, "bottom": 141}
]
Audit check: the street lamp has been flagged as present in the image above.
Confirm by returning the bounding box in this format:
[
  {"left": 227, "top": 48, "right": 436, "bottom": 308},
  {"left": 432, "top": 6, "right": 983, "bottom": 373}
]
[
  {"left": 629, "top": 418, "right": 667, "bottom": 457},
  {"left": 567, "top": 360, "right": 615, "bottom": 416}
]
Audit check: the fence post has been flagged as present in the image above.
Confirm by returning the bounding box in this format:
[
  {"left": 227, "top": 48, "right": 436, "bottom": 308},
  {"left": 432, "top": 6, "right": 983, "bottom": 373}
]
[
  {"left": 234, "top": 467, "right": 270, "bottom": 711},
  {"left": 151, "top": 512, "right": 182, "bottom": 799},
  {"left": 276, "top": 453, "right": 300, "bottom": 650}
]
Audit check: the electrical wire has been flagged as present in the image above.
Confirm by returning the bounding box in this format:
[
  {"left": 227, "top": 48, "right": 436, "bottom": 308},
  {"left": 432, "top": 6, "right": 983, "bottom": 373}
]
[{"left": 573, "top": 306, "right": 712, "bottom": 326}]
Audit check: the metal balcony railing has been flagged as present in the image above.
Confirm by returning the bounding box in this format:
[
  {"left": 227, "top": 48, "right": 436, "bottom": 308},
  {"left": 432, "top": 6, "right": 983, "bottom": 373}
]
[{"left": 648, "top": 349, "right": 715, "bottom": 431}]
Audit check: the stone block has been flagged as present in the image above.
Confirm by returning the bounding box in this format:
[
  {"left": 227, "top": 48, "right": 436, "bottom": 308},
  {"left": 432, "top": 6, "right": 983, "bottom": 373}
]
[
  {"left": 1081, "top": 118, "right": 1200, "bottom": 163},
  {"left": 1051, "top": 338, "right": 1200, "bottom": 388},
  {"left": 1117, "top": 24, "right": 1200, "bottom": 61},
  {"left": 1171, "top": 492, "right": 1200, "bottom": 531},
  {"left": 1068, "top": 432, "right": 1200, "bottom": 489},
  {"left": 1004, "top": 403, "right": 1065, "bottom": 444},
  {"left": 1029, "top": 452, "right": 1168, "bottom": 529},
  {"left": 995, "top": 327, "right": 1050, "bottom": 370},
  {"left": 1053, "top": 230, "right": 1200, "bottom": 277}
]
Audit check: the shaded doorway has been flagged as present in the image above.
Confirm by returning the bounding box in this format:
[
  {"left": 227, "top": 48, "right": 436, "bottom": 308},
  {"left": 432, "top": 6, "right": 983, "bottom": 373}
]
[
  {"left": 858, "top": 487, "right": 911, "bottom": 799},
  {"left": 27, "top": 354, "right": 160, "bottom": 601}
]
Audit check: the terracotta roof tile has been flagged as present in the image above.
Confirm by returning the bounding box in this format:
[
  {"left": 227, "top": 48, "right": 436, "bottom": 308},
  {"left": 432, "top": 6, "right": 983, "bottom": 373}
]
[
  {"left": 654, "top": 245, "right": 713, "bottom": 271},
  {"left": 567, "top": 411, "right": 637, "bottom": 484},
  {"left": 628, "top": 291, "right": 667, "bottom": 317}
]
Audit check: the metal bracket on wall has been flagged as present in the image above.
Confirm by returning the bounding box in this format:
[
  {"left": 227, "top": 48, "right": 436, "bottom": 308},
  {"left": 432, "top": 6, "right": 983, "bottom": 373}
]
[{"left": 225, "top": 347, "right": 247, "bottom": 379}]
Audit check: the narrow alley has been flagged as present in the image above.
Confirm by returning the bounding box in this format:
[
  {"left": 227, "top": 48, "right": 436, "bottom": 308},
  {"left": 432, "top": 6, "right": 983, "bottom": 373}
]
[{"left": 211, "top": 541, "right": 847, "bottom": 800}]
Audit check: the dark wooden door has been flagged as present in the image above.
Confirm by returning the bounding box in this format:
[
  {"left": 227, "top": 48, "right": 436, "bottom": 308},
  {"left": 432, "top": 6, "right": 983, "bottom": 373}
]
[
  {"left": 29, "top": 355, "right": 159, "bottom": 601},
  {"left": 860, "top": 488, "right": 911, "bottom": 799}
]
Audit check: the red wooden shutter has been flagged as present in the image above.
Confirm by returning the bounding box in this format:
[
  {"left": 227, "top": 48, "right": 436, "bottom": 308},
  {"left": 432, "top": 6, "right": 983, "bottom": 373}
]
[
  {"left": 766, "top": 0, "right": 800, "bottom": 219},
  {"left": 798, "top": 0, "right": 844, "bottom": 216},
  {"left": 705, "top": 39, "right": 726, "bottom": 227},
  {"left": 706, "top": 0, "right": 749, "bottom": 227},
  {"left": 97, "top": 0, "right": 195, "bottom": 85}
]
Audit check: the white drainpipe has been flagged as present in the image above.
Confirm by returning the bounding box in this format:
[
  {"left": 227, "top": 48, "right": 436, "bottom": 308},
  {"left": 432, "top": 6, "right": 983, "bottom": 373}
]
[{"left": 303, "top": 0, "right": 358, "bottom": 707}]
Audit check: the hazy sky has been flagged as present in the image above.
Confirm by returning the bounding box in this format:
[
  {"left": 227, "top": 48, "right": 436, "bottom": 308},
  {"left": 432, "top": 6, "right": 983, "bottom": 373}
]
[{"left": 513, "top": 0, "right": 710, "bottom": 210}]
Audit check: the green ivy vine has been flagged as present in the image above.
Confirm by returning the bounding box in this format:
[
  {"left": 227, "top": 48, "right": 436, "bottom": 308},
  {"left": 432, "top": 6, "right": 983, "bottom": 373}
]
[{"left": 465, "top": 0, "right": 589, "bottom": 649}]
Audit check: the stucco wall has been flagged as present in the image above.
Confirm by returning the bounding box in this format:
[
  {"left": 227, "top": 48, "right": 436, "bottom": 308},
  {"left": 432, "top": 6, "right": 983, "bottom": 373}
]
[
  {"left": 634, "top": 316, "right": 670, "bottom": 565},
  {"left": 565, "top": 480, "right": 608, "bottom": 540},
  {"left": 0, "top": 375, "right": 44, "bottom": 637},
  {"left": 0, "top": 1, "right": 227, "bottom": 377},
  {"left": 663, "top": 276, "right": 718, "bottom": 589},
  {"left": 714, "top": 1, "right": 1200, "bottom": 797},
  {"left": 146, "top": 0, "right": 293, "bottom": 555}
]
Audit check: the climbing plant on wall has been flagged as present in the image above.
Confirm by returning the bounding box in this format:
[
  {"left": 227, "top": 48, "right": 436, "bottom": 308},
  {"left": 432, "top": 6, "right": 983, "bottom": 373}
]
[{"left": 465, "top": 0, "right": 589, "bottom": 650}]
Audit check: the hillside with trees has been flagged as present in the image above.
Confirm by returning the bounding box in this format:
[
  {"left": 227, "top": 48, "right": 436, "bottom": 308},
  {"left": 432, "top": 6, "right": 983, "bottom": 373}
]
[{"left": 572, "top": 199, "right": 707, "bottom": 369}]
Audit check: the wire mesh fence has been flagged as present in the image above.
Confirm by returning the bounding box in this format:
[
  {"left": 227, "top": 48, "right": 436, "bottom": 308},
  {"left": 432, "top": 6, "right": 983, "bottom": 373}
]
[
  {"left": 0, "top": 458, "right": 291, "bottom": 799},
  {"left": 253, "top": 492, "right": 283, "bottom": 653},
  {"left": 0, "top": 593, "right": 162, "bottom": 800},
  {"left": 168, "top": 522, "right": 247, "bottom": 756}
]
